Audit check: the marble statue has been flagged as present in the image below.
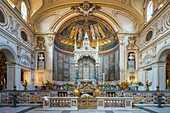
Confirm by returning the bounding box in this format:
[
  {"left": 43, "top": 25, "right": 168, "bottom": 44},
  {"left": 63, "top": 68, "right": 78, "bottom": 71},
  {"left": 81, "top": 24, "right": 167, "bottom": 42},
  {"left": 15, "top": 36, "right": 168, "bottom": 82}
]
[
  {"left": 39, "top": 53, "right": 44, "bottom": 61},
  {"left": 128, "top": 53, "right": 135, "bottom": 60}
]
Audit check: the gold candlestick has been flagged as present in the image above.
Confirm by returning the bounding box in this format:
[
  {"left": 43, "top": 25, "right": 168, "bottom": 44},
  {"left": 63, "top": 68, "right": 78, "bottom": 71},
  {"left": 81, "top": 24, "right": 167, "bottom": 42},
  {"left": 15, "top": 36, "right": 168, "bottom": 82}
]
[{"left": 167, "top": 79, "right": 170, "bottom": 90}]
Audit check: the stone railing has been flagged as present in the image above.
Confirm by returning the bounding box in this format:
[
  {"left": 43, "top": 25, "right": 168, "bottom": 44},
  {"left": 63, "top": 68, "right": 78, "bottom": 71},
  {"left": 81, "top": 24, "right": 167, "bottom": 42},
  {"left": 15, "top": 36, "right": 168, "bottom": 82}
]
[
  {"left": 0, "top": 90, "right": 170, "bottom": 106},
  {"left": 96, "top": 97, "right": 133, "bottom": 110},
  {"left": 0, "top": 90, "right": 50, "bottom": 105},
  {"left": 43, "top": 97, "right": 78, "bottom": 110}
]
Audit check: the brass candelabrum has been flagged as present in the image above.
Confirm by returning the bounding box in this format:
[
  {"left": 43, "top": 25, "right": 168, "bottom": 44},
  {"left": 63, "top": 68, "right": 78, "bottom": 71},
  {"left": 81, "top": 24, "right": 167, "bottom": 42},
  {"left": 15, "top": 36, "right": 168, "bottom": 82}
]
[
  {"left": 0, "top": 79, "right": 6, "bottom": 90},
  {"left": 21, "top": 80, "right": 28, "bottom": 90},
  {"left": 42, "top": 80, "right": 54, "bottom": 90},
  {"left": 167, "top": 79, "right": 170, "bottom": 90},
  {"left": 116, "top": 80, "right": 132, "bottom": 90},
  {"left": 146, "top": 80, "right": 152, "bottom": 91}
]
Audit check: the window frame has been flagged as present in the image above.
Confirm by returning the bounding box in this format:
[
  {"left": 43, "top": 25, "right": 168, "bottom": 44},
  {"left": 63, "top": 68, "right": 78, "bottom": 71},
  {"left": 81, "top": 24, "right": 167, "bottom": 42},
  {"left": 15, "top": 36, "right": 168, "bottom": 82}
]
[
  {"left": 21, "top": 1, "right": 28, "bottom": 22},
  {"left": 146, "top": 1, "right": 154, "bottom": 22}
]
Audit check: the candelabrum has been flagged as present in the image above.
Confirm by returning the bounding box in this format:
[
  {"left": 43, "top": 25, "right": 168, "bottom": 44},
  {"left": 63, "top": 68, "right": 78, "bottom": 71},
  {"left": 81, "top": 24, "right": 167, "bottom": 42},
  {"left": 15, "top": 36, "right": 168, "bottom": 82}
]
[
  {"left": 42, "top": 80, "right": 54, "bottom": 90},
  {"left": 116, "top": 80, "right": 132, "bottom": 90},
  {"left": 167, "top": 79, "right": 170, "bottom": 90},
  {"left": 21, "top": 80, "right": 28, "bottom": 90},
  {"left": 0, "top": 79, "right": 6, "bottom": 90},
  {"left": 146, "top": 80, "right": 152, "bottom": 91}
]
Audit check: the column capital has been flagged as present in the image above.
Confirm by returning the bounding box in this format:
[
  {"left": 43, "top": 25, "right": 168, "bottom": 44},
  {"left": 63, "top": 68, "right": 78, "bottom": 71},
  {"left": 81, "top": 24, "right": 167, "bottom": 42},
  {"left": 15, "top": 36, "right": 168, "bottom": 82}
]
[
  {"left": 117, "top": 33, "right": 125, "bottom": 46},
  {"left": 5, "top": 62, "right": 17, "bottom": 65}
]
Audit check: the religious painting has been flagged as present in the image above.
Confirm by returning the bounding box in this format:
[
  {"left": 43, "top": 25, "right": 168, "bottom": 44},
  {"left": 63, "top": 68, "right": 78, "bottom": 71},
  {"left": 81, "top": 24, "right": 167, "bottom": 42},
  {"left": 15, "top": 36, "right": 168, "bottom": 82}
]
[
  {"left": 54, "top": 16, "right": 119, "bottom": 52},
  {"left": 53, "top": 16, "right": 120, "bottom": 82}
]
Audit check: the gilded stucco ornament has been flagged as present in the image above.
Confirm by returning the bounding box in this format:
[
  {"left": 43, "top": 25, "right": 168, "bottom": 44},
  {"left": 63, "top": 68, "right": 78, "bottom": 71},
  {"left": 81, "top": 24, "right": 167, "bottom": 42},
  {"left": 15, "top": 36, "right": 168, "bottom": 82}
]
[
  {"left": 71, "top": 1, "right": 101, "bottom": 16},
  {"left": 35, "top": 36, "right": 46, "bottom": 51}
]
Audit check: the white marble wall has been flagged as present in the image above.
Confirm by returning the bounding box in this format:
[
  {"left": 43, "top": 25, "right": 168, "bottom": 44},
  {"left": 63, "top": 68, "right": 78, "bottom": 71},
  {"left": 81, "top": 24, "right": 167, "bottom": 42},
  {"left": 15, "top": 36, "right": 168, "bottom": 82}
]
[
  {"left": 0, "top": 1, "right": 34, "bottom": 90},
  {"left": 137, "top": 4, "right": 170, "bottom": 90}
]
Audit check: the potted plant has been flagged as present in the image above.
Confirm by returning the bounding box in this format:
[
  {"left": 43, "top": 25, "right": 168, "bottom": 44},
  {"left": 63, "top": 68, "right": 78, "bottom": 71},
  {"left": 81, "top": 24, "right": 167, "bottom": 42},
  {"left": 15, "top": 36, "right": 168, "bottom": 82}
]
[
  {"left": 136, "top": 81, "right": 145, "bottom": 91},
  {"left": 104, "top": 83, "right": 110, "bottom": 90},
  {"left": 64, "top": 83, "right": 70, "bottom": 90}
]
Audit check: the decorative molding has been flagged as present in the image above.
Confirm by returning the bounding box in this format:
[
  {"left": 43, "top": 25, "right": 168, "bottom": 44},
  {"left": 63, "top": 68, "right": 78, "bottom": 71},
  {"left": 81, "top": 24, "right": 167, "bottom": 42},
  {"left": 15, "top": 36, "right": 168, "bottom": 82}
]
[
  {"left": 35, "top": 36, "right": 46, "bottom": 51},
  {"left": 71, "top": 1, "right": 101, "bottom": 16},
  {"left": 126, "top": 36, "right": 138, "bottom": 50}
]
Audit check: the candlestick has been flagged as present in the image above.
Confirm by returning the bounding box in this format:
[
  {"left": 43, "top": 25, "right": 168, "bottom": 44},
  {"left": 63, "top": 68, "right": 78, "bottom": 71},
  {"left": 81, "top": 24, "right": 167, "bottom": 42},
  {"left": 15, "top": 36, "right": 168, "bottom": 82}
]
[
  {"left": 167, "top": 79, "right": 169, "bottom": 85},
  {"left": 4, "top": 78, "right": 6, "bottom": 85}
]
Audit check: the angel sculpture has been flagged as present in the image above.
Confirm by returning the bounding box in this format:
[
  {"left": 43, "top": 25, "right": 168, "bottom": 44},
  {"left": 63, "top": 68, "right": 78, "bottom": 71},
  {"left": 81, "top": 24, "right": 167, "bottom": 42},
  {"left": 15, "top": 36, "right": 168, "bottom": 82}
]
[
  {"left": 71, "top": 1, "right": 101, "bottom": 16},
  {"left": 77, "top": 5, "right": 96, "bottom": 16}
]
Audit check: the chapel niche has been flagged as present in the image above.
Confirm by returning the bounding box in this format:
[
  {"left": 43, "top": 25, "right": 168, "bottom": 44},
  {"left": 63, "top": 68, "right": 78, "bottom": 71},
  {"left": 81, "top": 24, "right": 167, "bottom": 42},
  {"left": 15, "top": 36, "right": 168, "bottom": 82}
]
[
  {"left": 127, "top": 52, "right": 136, "bottom": 70},
  {"left": 166, "top": 54, "right": 170, "bottom": 88},
  {"left": 0, "top": 51, "right": 7, "bottom": 85},
  {"left": 0, "top": 10, "right": 5, "bottom": 23},
  {"left": 35, "top": 36, "right": 46, "bottom": 70}
]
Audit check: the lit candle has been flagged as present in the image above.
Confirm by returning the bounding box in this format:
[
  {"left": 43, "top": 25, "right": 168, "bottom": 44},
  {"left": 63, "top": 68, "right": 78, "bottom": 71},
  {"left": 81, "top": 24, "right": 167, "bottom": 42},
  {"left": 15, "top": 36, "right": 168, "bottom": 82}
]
[
  {"left": 167, "top": 79, "right": 169, "bottom": 85},
  {"left": 4, "top": 78, "right": 6, "bottom": 85}
]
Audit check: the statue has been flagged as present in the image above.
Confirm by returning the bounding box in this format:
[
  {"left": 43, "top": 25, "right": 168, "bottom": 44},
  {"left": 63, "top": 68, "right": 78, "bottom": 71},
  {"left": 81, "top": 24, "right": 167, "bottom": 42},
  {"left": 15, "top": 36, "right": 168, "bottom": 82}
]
[
  {"left": 128, "top": 53, "right": 135, "bottom": 70},
  {"left": 38, "top": 53, "right": 44, "bottom": 61},
  {"left": 71, "top": 1, "right": 101, "bottom": 16},
  {"left": 35, "top": 36, "right": 46, "bottom": 51},
  {"left": 128, "top": 53, "right": 135, "bottom": 60}
]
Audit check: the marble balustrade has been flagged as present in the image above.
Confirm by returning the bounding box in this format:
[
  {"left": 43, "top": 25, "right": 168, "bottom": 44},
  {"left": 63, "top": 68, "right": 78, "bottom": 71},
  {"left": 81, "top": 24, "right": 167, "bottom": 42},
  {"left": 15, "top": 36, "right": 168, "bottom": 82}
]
[
  {"left": 43, "top": 97, "right": 78, "bottom": 110},
  {"left": 0, "top": 90, "right": 170, "bottom": 106}
]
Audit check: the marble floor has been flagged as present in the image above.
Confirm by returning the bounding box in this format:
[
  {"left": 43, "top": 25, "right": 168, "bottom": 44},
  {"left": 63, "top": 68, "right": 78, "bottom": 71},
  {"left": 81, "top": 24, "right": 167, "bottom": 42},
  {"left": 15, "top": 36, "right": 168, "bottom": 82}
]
[{"left": 0, "top": 106, "right": 170, "bottom": 113}]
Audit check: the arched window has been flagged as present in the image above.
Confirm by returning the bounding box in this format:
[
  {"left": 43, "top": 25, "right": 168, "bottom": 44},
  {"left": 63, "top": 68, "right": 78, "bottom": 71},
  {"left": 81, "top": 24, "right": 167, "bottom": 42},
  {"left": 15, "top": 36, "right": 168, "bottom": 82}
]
[
  {"left": 21, "top": 1, "right": 27, "bottom": 21},
  {"left": 147, "top": 1, "right": 154, "bottom": 22}
]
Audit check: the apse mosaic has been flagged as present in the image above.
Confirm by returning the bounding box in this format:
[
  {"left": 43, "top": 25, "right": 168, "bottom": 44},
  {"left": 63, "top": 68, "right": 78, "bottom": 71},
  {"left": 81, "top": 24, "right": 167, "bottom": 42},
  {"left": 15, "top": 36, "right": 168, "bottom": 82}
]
[{"left": 54, "top": 16, "right": 119, "bottom": 52}]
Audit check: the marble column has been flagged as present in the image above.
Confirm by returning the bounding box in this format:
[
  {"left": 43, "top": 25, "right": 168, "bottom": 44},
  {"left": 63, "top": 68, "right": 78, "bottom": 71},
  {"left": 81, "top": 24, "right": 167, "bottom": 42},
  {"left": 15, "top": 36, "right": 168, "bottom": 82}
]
[
  {"left": 34, "top": 52, "right": 38, "bottom": 70},
  {"left": 6, "top": 62, "right": 21, "bottom": 90},
  {"left": 158, "top": 63, "right": 166, "bottom": 90},
  {"left": 30, "top": 69, "right": 34, "bottom": 86},
  {"left": 152, "top": 63, "right": 159, "bottom": 90},
  {"left": 118, "top": 34, "right": 125, "bottom": 82},
  {"left": 152, "top": 62, "right": 166, "bottom": 90}
]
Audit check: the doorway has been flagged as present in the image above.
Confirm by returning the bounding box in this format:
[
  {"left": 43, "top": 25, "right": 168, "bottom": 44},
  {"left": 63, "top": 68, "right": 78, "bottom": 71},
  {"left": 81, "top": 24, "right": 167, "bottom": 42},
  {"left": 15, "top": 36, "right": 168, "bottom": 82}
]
[
  {"left": 78, "top": 56, "right": 96, "bottom": 79},
  {"left": 166, "top": 54, "right": 170, "bottom": 88},
  {"left": 21, "top": 69, "right": 30, "bottom": 83},
  {"left": 0, "top": 50, "right": 7, "bottom": 88}
]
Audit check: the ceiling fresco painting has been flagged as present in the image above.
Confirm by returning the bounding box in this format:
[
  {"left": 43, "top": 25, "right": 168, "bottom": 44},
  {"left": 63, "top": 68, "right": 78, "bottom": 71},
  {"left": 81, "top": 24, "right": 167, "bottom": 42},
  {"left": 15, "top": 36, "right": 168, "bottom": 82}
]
[{"left": 54, "top": 16, "right": 119, "bottom": 52}]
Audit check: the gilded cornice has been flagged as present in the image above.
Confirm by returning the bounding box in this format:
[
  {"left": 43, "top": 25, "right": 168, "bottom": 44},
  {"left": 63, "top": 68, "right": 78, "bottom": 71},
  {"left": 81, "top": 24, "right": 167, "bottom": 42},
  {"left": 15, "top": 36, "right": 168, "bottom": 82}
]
[
  {"left": 1, "top": 0, "right": 35, "bottom": 34},
  {"left": 30, "top": 2, "right": 143, "bottom": 26},
  {"left": 139, "top": 2, "right": 170, "bottom": 34}
]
